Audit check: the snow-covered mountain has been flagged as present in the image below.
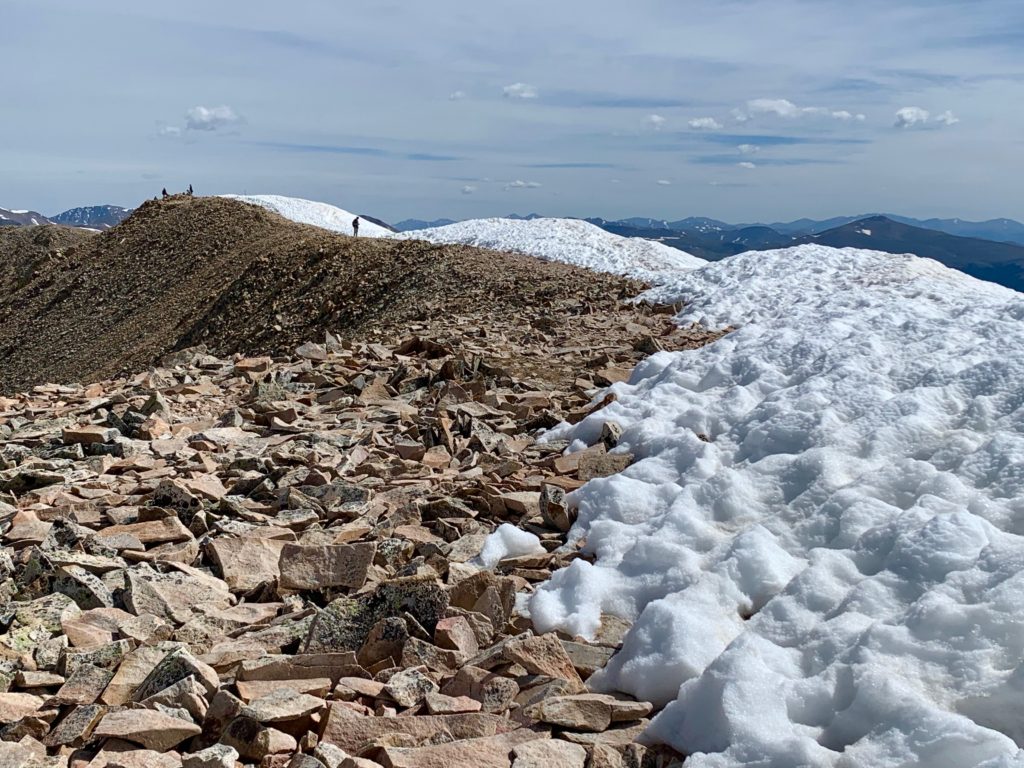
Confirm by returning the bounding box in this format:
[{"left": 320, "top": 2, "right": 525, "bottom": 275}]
[
  {"left": 395, "top": 217, "right": 707, "bottom": 280},
  {"left": 524, "top": 244, "right": 1024, "bottom": 767},
  {"left": 0, "top": 207, "right": 52, "bottom": 227},
  {"left": 221, "top": 194, "right": 394, "bottom": 238},
  {"left": 51, "top": 205, "right": 132, "bottom": 230}
]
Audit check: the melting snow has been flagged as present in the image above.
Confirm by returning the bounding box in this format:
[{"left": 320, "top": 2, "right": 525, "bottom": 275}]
[
  {"left": 395, "top": 217, "right": 706, "bottom": 281},
  {"left": 222, "top": 195, "right": 393, "bottom": 237},
  {"left": 529, "top": 245, "right": 1024, "bottom": 767}
]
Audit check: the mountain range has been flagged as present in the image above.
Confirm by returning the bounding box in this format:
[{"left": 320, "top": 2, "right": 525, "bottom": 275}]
[{"left": 0, "top": 204, "right": 132, "bottom": 230}]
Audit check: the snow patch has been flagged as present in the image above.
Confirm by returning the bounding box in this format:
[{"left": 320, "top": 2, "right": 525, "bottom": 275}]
[
  {"left": 222, "top": 195, "right": 392, "bottom": 237},
  {"left": 530, "top": 244, "right": 1024, "bottom": 767},
  {"left": 395, "top": 217, "right": 706, "bottom": 281},
  {"left": 477, "top": 524, "right": 545, "bottom": 569}
]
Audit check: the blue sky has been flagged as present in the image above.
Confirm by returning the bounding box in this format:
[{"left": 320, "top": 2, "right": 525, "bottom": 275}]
[{"left": 2, "top": 0, "right": 1022, "bottom": 222}]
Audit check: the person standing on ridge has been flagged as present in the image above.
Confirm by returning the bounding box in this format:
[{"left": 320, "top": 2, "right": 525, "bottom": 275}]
[
  {"left": 187, "top": 184, "right": 193, "bottom": 196},
  {"left": 352, "top": 216, "right": 360, "bottom": 237},
  {"left": 161, "top": 188, "right": 168, "bottom": 199}
]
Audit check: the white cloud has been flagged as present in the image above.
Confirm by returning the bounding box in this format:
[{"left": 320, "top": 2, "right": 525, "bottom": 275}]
[
  {"left": 737, "top": 144, "right": 760, "bottom": 155},
  {"left": 894, "top": 106, "right": 930, "bottom": 128},
  {"left": 894, "top": 106, "right": 959, "bottom": 129},
  {"left": 185, "top": 105, "right": 241, "bottom": 131},
  {"left": 158, "top": 125, "right": 182, "bottom": 137},
  {"left": 461, "top": 185, "right": 477, "bottom": 194},
  {"left": 656, "top": 179, "right": 672, "bottom": 185},
  {"left": 731, "top": 108, "right": 751, "bottom": 123},
  {"left": 688, "top": 117, "right": 723, "bottom": 131},
  {"left": 504, "top": 179, "right": 542, "bottom": 190},
  {"left": 738, "top": 161, "right": 757, "bottom": 169},
  {"left": 449, "top": 90, "right": 467, "bottom": 101},
  {"left": 646, "top": 114, "right": 666, "bottom": 131},
  {"left": 747, "top": 99, "right": 863, "bottom": 121},
  {"left": 503, "top": 83, "right": 538, "bottom": 100}
]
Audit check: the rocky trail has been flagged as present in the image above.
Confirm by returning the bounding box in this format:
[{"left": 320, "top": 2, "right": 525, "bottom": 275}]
[{"left": 0, "top": 256, "right": 722, "bottom": 768}]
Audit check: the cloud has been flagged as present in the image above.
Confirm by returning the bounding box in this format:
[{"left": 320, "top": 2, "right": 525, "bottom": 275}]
[
  {"left": 744, "top": 99, "right": 864, "bottom": 121},
  {"left": 688, "top": 117, "right": 723, "bottom": 130},
  {"left": 936, "top": 110, "right": 960, "bottom": 126},
  {"left": 503, "top": 83, "right": 538, "bottom": 100},
  {"left": 504, "top": 179, "right": 542, "bottom": 190},
  {"left": 158, "top": 125, "right": 182, "bottom": 138},
  {"left": 738, "top": 161, "right": 757, "bottom": 169},
  {"left": 656, "top": 179, "right": 672, "bottom": 185},
  {"left": 893, "top": 106, "right": 930, "bottom": 128},
  {"left": 461, "top": 185, "right": 477, "bottom": 194},
  {"left": 185, "top": 105, "right": 241, "bottom": 131},
  {"left": 449, "top": 90, "right": 467, "bottom": 101},
  {"left": 737, "top": 144, "right": 760, "bottom": 155},
  {"left": 646, "top": 114, "right": 666, "bottom": 131}
]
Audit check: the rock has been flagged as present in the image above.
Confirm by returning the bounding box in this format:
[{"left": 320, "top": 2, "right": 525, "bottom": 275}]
[
  {"left": 503, "top": 634, "right": 584, "bottom": 692},
  {"left": 243, "top": 688, "right": 326, "bottom": 723},
  {"left": 382, "top": 667, "right": 438, "bottom": 708},
  {"left": 62, "top": 425, "right": 119, "bottom": 445},
  {"left": 93, "top": 708, "right": 202, "bottom": 751},
  {"left": 182, "top": 744, "right": 240, "bottom": 768},
  {"left": 319, "top": 709, "right": 510, "bottom": 754},
  {"left": 500, "top": 492, "right": 541, "bottom": 515},
  {"left": 132, "top": 647, "right": 220, "bottom": 701},
  {"left": 512, "top": 739, "right": 587, "bottom": 768},
  {"left": 207, "top": 536, "right": 286, "bottom": 593},
  {"left": 577, "top": 452, "right": 632, "bottom": 481},
  {"left": 433, "top": 615, "right": 479, "bottom": 658},
  {"left": 0, "top": 741, "right": 34, "bottom": 768},
  {"left": 278, "top": 542, "right": 376, "bottom": 591},
  {"left": 524, "top": 694, "right": 612, "bottom": 731},
  {"left": 423, "top": 691, "right": 482, "bottom": 714},
  {"left": 220, "top": 716, "right": 297, "bottom": 760},
  {"left": 52, "top": 663, "right": 114, "bottom": 705},
  {"left": 41, "top": 702, "right": 105, "bottom": 747},
  {"left": 441, "top": 666, "right": 518, "bottom": 713},
  {"left": 236, "top": 677, "right": 333, "bottom": 703},
  {"left": 377, "top": 729, "right": 549, "bottom": 768},
  {"left": 357, "top": 617, "right": 408, "bottom": 668},
  {"left": 312, "top": 742, "right": 351, "bottom": 768},
  {"left": 539, "top": 484, "right": 574, "bottom": 533}
]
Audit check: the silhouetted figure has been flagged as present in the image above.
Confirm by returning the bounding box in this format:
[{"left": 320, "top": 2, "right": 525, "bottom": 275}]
[
  {"left": 352, "top": 216, "right": 360, "bottom": 237},
  {"left": 187, "top": 184, "right": 193, "bottom": 196},
  {"left": 161, "top": 188, "right": 168, "bottom": 199}
]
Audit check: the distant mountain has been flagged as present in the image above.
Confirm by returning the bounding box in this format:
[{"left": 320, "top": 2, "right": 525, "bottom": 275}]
[
  {"left": 51, "top": 205, "right": 132, "bottom": 230},
  {"left": 886, "top": 216, "right": 1024, "bottom": 246},
  {"left": 0, "top": 207, "right": 53, "bottom": 227},
  {"left": 667, "top": 217, "right": 733, "bottom": 234},
  {"left": 800, "top": 216, "right": 1024, "bottom": 291},
  {"left": 394, "top": 218, "right": 457, "bottom": 232}
]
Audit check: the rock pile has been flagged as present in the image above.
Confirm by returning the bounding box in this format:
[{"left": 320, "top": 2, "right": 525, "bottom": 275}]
[{"left": 0, "top": 298, "right": 720, "bottom": 767}]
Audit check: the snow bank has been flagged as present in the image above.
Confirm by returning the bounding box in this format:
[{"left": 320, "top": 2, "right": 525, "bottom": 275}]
[
  {"left": 395, "top": 217, "right": 706, "bottom": 280},
  {"left": 222, "top": 195, "right": 393, "bottom": 237},
  {"left": 530, "top": 245, "right": 1024, "bottom": 767}
]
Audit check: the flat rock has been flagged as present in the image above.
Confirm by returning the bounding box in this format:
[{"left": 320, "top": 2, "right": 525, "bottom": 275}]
[
  {"left": 512, "top": 739, "right": 587, "bottom": 768},
  {"left": 93, "top": 708, "right": 202, "bottom": 751},
  {"left": 320, "top": 708, "right": 510, "bottom": 753},
  {"left": 278, "top": 542, "right": 376, "bottom": 591},
  {"left": 378, "top": 728, "right": 548, "bottom": 768}
]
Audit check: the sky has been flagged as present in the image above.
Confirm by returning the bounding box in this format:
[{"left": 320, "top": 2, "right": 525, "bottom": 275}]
[{"left": 2, "top": 0, "right": 1023, "bottom": 223}]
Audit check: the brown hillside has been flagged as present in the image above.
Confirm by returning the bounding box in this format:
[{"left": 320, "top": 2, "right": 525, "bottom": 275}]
[{"left": 0, "top": 196, "right": 648, "bottom": 393}]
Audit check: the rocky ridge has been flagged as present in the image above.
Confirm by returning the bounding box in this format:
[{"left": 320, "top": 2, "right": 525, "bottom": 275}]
[{"left": 0, "top": 290, "right": 723, "bottom": 767}]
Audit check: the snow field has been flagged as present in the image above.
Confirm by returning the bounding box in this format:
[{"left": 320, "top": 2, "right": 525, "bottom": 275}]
[
  {"left": 394, "top": 217, "right": 707, "bottom": 280},
  {"left": 221, "top": 195, "right": 393, "bottom": 237},
  {"left": 527, "top": 245, "right": 1024, "bottom": 767}
]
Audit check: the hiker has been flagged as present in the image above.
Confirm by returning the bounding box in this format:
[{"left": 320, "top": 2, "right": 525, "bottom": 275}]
[
  {"left": 187, "top": 184, "right": 193, "bottom": 196},
  {"left": 161, "top": 188, "right": 168, "bottom": 199},
  {"left": 352, "top": 216, "right": 360, "bottom": 237}
]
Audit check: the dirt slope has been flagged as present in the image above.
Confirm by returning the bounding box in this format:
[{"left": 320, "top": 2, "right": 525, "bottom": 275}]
[{"left": 0, "top": 196, "right": 646, "bottom": 393}]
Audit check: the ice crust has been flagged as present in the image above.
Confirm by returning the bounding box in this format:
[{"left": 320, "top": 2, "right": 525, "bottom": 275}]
[
  {"left": 478, "top": 523, "right": 546, "bottom": 569},
  {"left": 396, "top": 216, "right": 707, "bottom": 280},
  {"left": 529, "top": 245, "right": 1024, "bottom": 767}
]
